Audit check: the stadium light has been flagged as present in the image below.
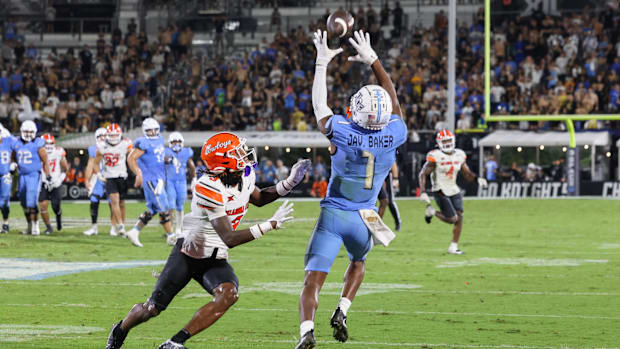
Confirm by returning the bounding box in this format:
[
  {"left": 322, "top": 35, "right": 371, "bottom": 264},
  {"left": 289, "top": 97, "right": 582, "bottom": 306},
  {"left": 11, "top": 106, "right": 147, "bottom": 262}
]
[
  {"left": 306, "top": 147, "right": 311, "bottom": 153},
  {"left": 495, "top": 145, "right": 500, "bottom": 150},
  {"left": 584, "top": 144, "right": 589, "bottom": 150},
  {"left": 539, "top": 145, "right": 545, "bottom": 150},
  {"left": 79, "top": 149, "right": 84, "bottom": 155},
  {"left": 606, "top": 152, "right": 612, "bottom": 158},
  {"left": 285, "top": 147, "right": 290, "bottom": 153},
  {"left": 264, "top": 146, "right": 270, "bottom": 151},
  {"left": 562, "top": 147, "right": 567, "bottom": 152},
  {"left": 517, "top": 147, "right": 522, "bottom": 152}
]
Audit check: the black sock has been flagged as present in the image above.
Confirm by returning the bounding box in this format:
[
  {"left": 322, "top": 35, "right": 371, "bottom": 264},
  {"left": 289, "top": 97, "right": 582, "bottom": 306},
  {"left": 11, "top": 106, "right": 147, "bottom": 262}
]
[{"left": 171, "top": 329, "right": 191, "bottom": 344}]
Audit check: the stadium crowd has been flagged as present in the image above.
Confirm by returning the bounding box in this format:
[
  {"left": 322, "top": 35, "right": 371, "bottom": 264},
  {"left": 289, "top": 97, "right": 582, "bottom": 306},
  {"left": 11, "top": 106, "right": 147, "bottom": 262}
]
[{"left": 0, "top": 4, "right": 618, "bottom": 138}]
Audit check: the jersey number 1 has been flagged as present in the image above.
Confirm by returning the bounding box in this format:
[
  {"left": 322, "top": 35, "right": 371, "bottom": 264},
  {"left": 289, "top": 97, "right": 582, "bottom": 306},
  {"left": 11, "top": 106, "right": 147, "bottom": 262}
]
[{"left": 362, "top": 151, "right": 375, "bottom": 190}]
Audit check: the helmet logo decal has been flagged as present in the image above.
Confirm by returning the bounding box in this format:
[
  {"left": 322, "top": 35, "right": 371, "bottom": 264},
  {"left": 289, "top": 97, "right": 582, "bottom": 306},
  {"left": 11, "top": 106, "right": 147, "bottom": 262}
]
[{"left": 203, "top": 140, "right": 232, "bottom": 155}]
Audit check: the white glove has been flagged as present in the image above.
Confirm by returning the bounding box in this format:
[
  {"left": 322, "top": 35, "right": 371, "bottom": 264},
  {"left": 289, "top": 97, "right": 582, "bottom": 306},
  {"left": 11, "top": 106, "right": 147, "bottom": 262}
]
[
  {"left": 276, "top": 159, "right": 311, "bottom": 196},
  {"left": 2, "top": 173, "right": 11, "bottom": 185},
  {"left": 166, "top": 233, "right": 177, "bottom": 246},
  {"left": 154, "top": 179, "right": 165, "bottom": 195},
  {"left": 420, "top": 192, "right": 431, "bottom": 205},
  {"left": 313, "top": 29, "right": 343, "bottom": 66},
  {"left": 393, "top": 178, "right": 400, "bottom": 191},
  {"left": 190, "top": 177, "right": 197, "bottom": 190},
  {"left": 347, "top": 30, "right": 378, "bottom": 66},
  {"left": 477, "top": 177, "right": 488, "bottom": 188},
  {"left": 9, "top": 162, "right": 17, "bottom": 172},
  {"left": 249, "top": 200, "right": 294, "bottom": 239},
  {"left": 52, "top": 172, "right": 66, "bottom": 188}
]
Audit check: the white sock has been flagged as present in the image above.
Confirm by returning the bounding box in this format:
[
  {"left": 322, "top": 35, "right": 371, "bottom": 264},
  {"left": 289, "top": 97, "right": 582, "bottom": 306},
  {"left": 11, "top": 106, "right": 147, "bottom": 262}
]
[
  {"left": 450, "top": 242, "right": 458, "bottom": 251},
  {"left": 338, "top": 297, "right": 352, "bottom": 316},
  {"left": 92, "top": 223, "right": 97, "bottom": 229},
  {"left": 300, "top": 320, "right": 314, "bottom": 337}
]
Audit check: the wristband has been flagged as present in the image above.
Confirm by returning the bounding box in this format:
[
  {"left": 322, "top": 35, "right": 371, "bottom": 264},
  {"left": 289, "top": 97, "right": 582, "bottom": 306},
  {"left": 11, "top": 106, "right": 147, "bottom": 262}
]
[
  {"left": 249, "top": 221, "right": 273, "bottom": 239},
  {"left": 276, "top": 180, "right": 293, "bottom": 196}
]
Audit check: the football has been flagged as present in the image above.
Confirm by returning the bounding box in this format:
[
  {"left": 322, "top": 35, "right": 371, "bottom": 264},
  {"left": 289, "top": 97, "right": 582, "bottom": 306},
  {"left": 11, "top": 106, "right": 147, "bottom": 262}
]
[{"left": 326, "top": 10, "right": 354, "bottom": 38}]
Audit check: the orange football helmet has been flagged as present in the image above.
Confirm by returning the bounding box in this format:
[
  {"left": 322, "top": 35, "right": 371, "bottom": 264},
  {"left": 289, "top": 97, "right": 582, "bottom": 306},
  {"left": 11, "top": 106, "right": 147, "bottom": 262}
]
[
  {"left": 436, "top": 129, "right": 455, "bottom": 153},
  {"left": 201, "top": 132, "right": 256, "bottom": 174},
  {"left": 42, "top": 133, "right": 55, "bottom": 152},
  {"left": 106, "top": 123, "right": 122, "bottom": 145}
]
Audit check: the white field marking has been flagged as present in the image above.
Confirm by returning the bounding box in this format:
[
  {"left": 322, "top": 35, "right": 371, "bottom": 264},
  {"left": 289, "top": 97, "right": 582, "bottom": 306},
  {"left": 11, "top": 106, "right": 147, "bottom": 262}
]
[
  {"left": 4, "top": 303, "right": 619, "bottom": 321},
  {"left": 436, "top": 257, "right": 608, "bottom": 268},
  {"left": 198, "top": 282, "right": 422, "bottom": 297},
  {"left": 0, "top": 334, "right": 603, "bottom": 349},
  {"left": 2, "top": 281, "right": 619, "bottom": 296},
  {"left": 598, "top": 243, "right": 620, "bottom": 249},
  {"left": 0, "top": 258, "right": 165, "bottom": 280},
  {"left": 0, "top": 324, "right": 104, "bottom": 342}
]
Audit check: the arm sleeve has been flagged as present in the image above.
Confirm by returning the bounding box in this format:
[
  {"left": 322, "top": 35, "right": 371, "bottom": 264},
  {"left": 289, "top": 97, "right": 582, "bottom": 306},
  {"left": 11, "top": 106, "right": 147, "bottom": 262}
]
[{"left": 312, "top": 65, "right": 333, "bottom": 123}]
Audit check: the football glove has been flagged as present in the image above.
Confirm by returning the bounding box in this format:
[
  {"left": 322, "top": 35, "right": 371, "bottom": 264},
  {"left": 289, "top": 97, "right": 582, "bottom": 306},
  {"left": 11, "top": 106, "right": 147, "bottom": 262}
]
[
  {"left": 313, "top": 29, "right": 343, "bottom": 66},
  {"left": 249, "top": 200, "right": 294, "bottom": 239},
  {"left": 9, "top": 162, "right": 17, "bottom": 173},
  {"left": 276, "top": 159, "right": 311, "bottom": 196},
  {"left": 420, "top": 192, "right": 431, "bottom": 205},
  {"left": 347, "top": 30, "right": 378, "bottom": 66},
  {"left": 477, "top": 177, "right": 488, "bottom": 188}
]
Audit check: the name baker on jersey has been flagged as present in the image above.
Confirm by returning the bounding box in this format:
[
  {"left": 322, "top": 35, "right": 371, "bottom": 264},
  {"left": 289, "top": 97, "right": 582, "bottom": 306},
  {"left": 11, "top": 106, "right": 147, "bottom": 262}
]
[{"left": 347, "top": 134, "right": 394, "bottom": 148}]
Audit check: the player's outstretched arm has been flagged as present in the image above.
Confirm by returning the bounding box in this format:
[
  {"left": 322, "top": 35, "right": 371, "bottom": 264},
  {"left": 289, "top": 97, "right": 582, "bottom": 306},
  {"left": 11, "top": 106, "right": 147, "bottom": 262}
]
[
  {"left": 209, "top": 200, "right": 294, "bottom": 248},
  {"left": 250, "top": 159, "right": 311, "bottom": 207},
  {"left": 128, "top": 148, "right": 145, "bottom": 188},
  {"left": 461, "top": 162, "right": 487, "bottom": 187},
  {"left": 312, "top": 29, "right": 342, "bottom": 134},
  {"left": 348, "top": 30, "right": 403, "bottom": 118},
  {"left": 418, "top": 161, "right": 435, "bottom": 204}
]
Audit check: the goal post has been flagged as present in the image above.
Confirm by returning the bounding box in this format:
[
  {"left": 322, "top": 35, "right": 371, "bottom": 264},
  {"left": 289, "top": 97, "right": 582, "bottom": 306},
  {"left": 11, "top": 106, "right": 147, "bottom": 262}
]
[{"left": 483, "top": 0, "right": 620, "bottom": 195}]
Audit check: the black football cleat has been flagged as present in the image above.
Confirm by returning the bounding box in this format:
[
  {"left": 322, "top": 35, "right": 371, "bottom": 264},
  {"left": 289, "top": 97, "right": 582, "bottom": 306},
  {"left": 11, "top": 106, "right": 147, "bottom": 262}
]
[
  {"left": 395, "top": 220, "right": 402, "bottom": 232},
  {"left": 0, "top": 224, "right": 8, "bottom": 234},
  {"left": 424, "top": 215, "right": 432, "bottom": 224},
  {"left": 43, "top": 227, "right": 53, "bottom": 235},
  {"left": 295, "top": 330, "right": 316, "bottom": 349},
  {"left": 106, "top": 321, "right": 127, "bottom": 349},
  {"left": 330, "top": 308, "right": 348, "bottom": 342}
]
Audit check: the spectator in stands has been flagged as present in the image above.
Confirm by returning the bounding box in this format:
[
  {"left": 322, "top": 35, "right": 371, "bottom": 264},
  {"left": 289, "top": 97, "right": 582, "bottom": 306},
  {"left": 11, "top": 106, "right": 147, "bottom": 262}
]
[
  {"left": 311, "top": 176, "right": 328, "bottom": 198},
  {"left": 67, "top": 156, "right": 85, "bottom": 187},
  {"left": 275, "top": 159, "right": 289, "bottom": 182}
]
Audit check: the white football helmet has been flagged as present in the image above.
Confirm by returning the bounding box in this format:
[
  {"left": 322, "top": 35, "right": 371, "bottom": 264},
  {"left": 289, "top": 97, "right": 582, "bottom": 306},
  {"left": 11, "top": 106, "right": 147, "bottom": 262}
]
[
  {"left": 0, "top": 125, "right": 10, "bottom": 139},
  {"left": 348, "top": 85, "right": 392, "bottom": 131},
  {"left": 20, "top": 120, "right": 37, "bottom": 142},
  {"left": 142, "top": 118, "right": 160, "bottom": 139},
  {"left": 168, "top": 131, "right": 184, "bottom": 152},
  {"left": 95, "top": 127, "right": 107, "bottom": 143}
]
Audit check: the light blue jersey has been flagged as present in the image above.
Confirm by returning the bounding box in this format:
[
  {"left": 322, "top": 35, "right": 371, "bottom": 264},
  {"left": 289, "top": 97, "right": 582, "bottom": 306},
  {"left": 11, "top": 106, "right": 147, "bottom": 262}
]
[
  {"left": 88, "top": 144, "right": 106, "bottom": 201},
  {"left": 305, "top": 114, "right": 407, "bottom": 274},
  {"left": 134, "top": 136, "right": 166, "bottom": 182},
  {"left": 165, "top": 147, "right": 194, "bottom": 181},
  {"left": 12, "top": 137, "right": 45, "bottom": 174},
  {"left": 0, "top": 136, "right": 16, "bottom": 175},
  {"left": 320, "top": 114, "right": 407, "bottom": 211}
]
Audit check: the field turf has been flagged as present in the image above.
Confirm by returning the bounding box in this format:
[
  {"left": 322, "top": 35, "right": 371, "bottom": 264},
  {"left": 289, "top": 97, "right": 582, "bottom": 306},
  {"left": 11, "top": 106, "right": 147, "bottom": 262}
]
[{"left": 0, "top": 199, "right": 619, "bottom": 348}]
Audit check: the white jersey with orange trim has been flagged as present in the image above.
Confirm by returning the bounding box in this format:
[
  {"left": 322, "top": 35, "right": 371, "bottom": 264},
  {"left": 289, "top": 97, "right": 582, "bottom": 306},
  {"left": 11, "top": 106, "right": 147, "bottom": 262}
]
[
  {"left": 46, "top": 145, "right": 66, "bottom": 186},
  {"left": 426, "top": 148, "right": 467, "bottom": 196},
  {"left": 181, "top": 169, "right": 256, "bottom": 259},
  {"left": 97, "top": 138, "right": 133, "bottom": 179}
]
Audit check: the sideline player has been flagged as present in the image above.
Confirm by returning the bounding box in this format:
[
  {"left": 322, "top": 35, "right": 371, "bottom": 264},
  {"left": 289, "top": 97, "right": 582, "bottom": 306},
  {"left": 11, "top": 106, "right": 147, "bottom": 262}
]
[
  {"left": 86, "top": 123, "right": 133, "bottom": 236},
  {"left": 377, "top": 162, "right": 402, "bottom": 231},
  {"left": 105, "top": 132, "right": 311, "bottom": 349},
  {"left": 39, "top": 133, "right": 69, "bottom": 234},
  {"left": 295, "top": 30, "right": 407, "bottom": 348},
  {"left": 0, "top": 126, "right": 16, "bottom": 233},
  {"left": 418, "top": 129, "right": 487, "bottom": 255},
  {"left": 83, "top": 128, "right": 109, "bottom": 236},
  {"left": 12, "top": 120, "right": 51, "bottom": 235},
  {"left": 164, "top": 132, "right": 196, "bottom": 235},
  {"left": 125, "top": 118, "right": 173, "bottom": 247}
]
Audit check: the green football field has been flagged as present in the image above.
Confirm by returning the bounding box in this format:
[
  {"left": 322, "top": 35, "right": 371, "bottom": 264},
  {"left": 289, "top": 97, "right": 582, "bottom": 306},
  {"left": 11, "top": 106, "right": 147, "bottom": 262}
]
[{"left": 1, "top": 199, "right": 619, "bottom": 348}]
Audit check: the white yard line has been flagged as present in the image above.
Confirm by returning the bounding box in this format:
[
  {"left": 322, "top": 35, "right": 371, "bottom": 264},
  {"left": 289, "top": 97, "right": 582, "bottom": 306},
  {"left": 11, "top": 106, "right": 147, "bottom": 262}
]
[
  {"left": 4, "top": 303, "right": 619, "bottom": 320},
  {"left": 0, "top": 332, "right": 617, "bottom": 349}
]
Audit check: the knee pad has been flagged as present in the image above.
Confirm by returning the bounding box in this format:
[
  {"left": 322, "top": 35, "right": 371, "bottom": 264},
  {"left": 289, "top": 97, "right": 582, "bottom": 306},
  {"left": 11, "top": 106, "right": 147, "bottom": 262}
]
[
  {"left": 159, "top": 212, "right": 171, "bottom": 225},
  {"left": 139, "top": 211, "right": 153, "bottom": 225}
]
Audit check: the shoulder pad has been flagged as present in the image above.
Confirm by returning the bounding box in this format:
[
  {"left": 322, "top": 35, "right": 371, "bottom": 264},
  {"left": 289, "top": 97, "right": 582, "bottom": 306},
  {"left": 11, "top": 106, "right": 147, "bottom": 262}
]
[
  {"left": 194, "top": 175, "right": 225, "bottom": 208},
  {"left": 426, "top": 149, "right": 440, "bottom": 163}
]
